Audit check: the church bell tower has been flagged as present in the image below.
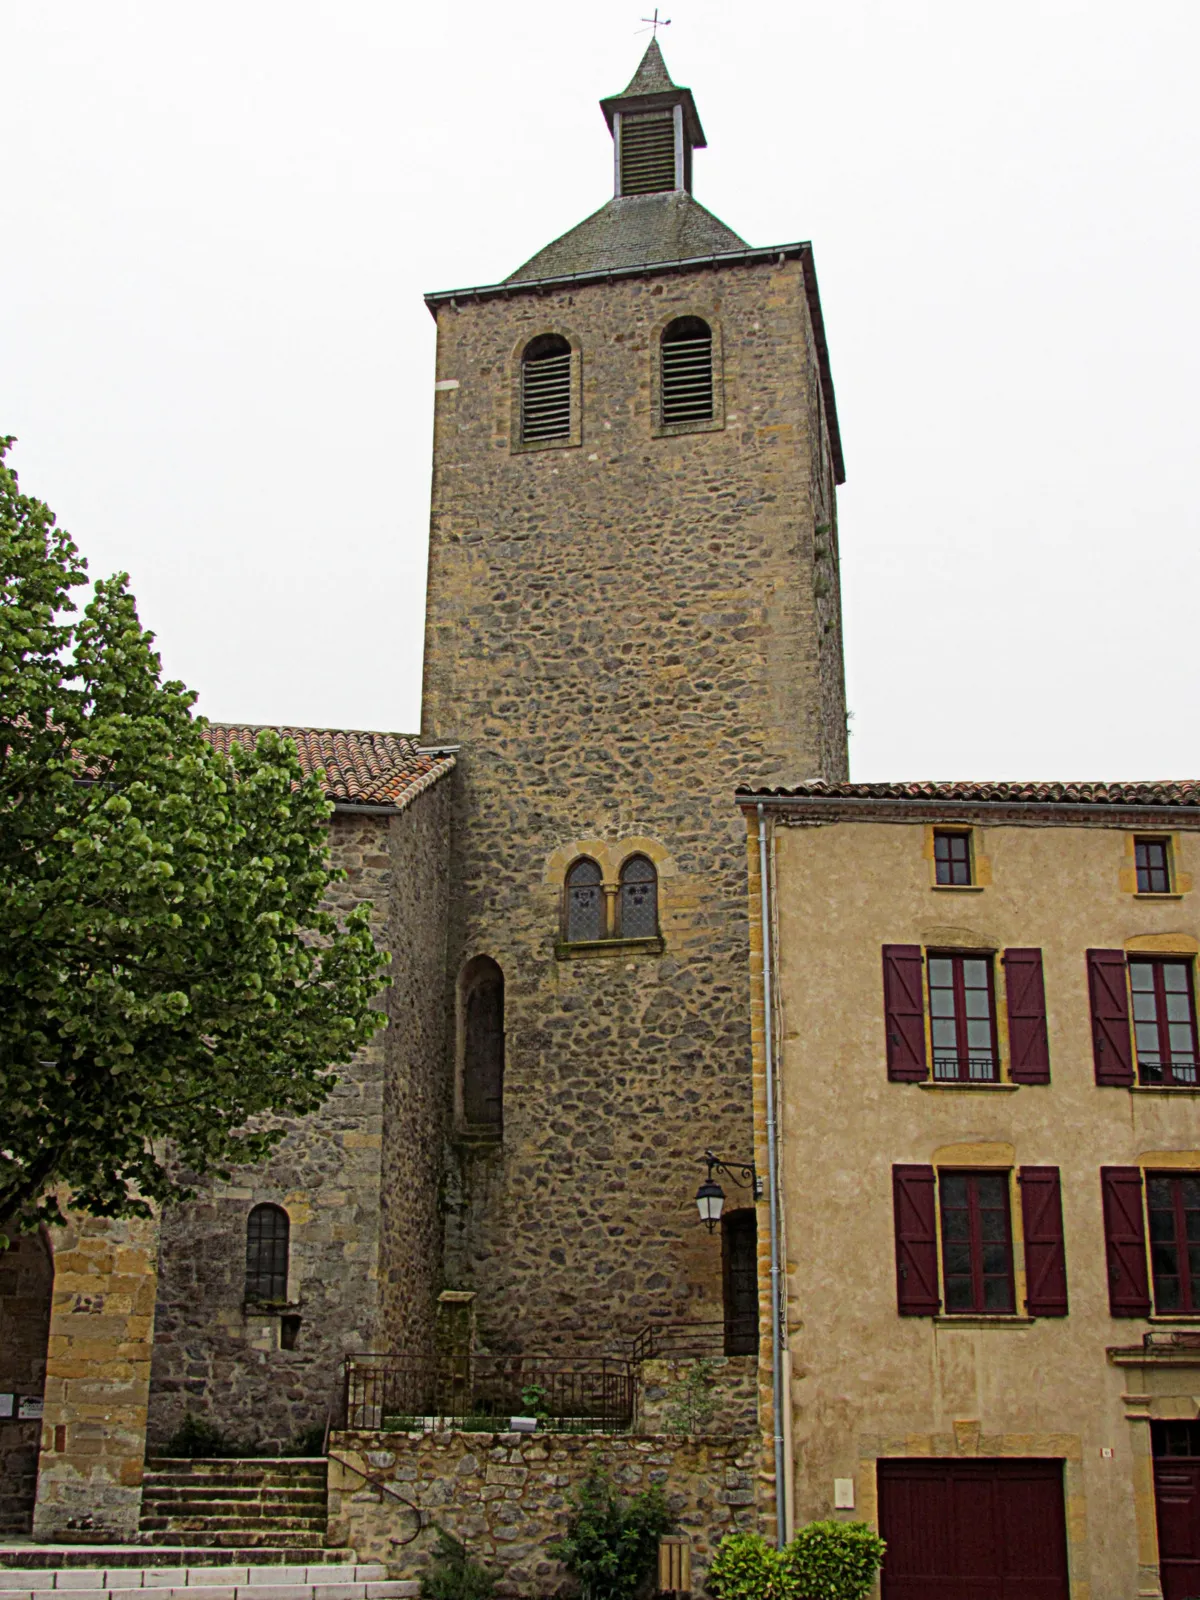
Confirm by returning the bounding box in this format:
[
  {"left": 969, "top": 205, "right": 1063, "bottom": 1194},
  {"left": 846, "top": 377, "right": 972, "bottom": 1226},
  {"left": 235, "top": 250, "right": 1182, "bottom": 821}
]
[{"left": 419, "top": 41, "right": 847, "bottom": 1354}]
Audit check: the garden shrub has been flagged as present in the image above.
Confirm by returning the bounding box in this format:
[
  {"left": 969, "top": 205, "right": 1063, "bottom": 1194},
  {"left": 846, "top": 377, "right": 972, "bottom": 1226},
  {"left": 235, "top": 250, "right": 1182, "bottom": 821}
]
[
  {"left": 420, "top": 1529, "right": 496, "bottom": 1600},
  {"left": 708, "top": 1523, "right": 885, "bottom": 1600},
  {"left": 163, "top": 1413, "right": 246, "bottom": 1459},
  {"left": 780, "top": 1521, "right": 885, "bottom": 1600},
  {"left": 662, "top": 1359, "right": 718, "bottom": 1435},
  {"left": 550, "top": 1460, "right": 674, "bottom": 1600}
]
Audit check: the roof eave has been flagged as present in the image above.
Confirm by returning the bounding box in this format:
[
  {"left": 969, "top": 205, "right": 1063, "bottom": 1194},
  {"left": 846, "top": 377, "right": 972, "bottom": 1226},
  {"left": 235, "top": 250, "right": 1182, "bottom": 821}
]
[
  {"left": 599, "top": 87, "right": 706, "bottom": 148},
  {"left": 735, "top": 791, "right": 1200, "bottom": 826}
]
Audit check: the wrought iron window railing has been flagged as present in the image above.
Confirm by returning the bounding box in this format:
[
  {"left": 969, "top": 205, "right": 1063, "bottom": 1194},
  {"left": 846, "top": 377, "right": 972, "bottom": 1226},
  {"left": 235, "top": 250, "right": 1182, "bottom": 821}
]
[
  {"left": 932, "top": 1054, "right": 999, "bottom": 1082},
  {"left": 341, "top": 1353, "right": 634, "bottom": 1435}
]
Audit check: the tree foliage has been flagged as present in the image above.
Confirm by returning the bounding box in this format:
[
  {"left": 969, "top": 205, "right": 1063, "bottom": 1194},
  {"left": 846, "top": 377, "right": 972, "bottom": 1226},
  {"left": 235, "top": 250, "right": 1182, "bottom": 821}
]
[{"left": 0, "top": 439, "right": 389, "bottom": 1235}]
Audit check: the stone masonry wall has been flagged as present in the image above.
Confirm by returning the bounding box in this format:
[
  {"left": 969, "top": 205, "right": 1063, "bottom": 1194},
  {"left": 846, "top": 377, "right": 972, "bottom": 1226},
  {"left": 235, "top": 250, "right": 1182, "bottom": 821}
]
[
  {"left": 147, "top": 789, "right": 451, "bottom": 1452},
  {"left": 421, "top": 258, "right": 847, "bottom": 1355},
  {"left": 328, "top": 1428, "right": 761, "bottom": 1596},
  {"left": 0, "top": 1228, "right": 54, "bottom": 1533},
  {"left": 379, "top": 778, "right": 453, "bottom": 1361},
  {"left": 635, "top": 1355, "right": 758, "bottom": 1438},
  {"left": 33, "top": 1211, "right": 160, "bottom": 1542}
]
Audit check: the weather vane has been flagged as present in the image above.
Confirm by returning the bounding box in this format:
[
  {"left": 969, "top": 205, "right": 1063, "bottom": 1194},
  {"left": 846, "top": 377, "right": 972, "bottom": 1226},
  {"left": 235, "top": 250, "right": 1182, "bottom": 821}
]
[{"left": 638, "top": 8, "right": 671, "bottom": 36}]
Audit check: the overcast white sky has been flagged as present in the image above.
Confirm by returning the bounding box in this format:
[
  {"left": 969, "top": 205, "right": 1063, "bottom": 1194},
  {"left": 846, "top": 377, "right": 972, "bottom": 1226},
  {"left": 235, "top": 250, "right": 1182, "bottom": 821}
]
[{"left": 3, "top": 1, "right": 1198, "bottom": 780}]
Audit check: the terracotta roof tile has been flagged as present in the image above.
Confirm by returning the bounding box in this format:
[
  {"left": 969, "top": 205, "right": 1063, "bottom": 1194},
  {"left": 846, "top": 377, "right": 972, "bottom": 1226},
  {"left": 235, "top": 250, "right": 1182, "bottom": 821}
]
[
  {"left": 738, "top": 779, "right": 1200, "bottom": 808},
  {"left": 202, "top": 724, "right": 454, "bottom": 808}
]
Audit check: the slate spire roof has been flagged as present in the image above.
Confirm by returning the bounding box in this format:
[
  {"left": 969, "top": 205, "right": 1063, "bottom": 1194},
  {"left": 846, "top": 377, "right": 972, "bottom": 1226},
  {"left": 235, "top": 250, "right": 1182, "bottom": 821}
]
[{"left": 619, "top": 36, "right": 675, "bottom": 96}]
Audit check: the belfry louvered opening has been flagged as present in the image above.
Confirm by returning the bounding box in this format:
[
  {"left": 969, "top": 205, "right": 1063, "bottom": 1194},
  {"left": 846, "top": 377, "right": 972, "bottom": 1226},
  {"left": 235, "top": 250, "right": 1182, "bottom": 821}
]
[
  {"left": 661, "top": 317, "right": 714, "bottom": 426},
  {"left": 521, "top": 334, "right": 572, "bottom": 443},
  {"left": 620, "top": 112, "right": 677, "bottom": 196}
]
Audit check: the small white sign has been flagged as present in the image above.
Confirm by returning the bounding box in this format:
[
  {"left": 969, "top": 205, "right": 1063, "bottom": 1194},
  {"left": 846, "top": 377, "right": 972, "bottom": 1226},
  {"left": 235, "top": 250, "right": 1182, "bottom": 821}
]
[
  {"left": 1100, "top": 1447, "right": 1114, "bottom": 1459},
  {"left": 0, "top": 1393, "right": 13, "bottom": 1418},
  {"left": 434, "top": 379, "right": 460, "bottom": 392},
  {"left": 509, "top": 1416, "right": 538, "bottom": 1433},
  {"left": 834, "top": 1477, "right": 855, "bottom": 1510},
  {"left": 17, "top": 1397, "right": 43, "bottom": 1420}
]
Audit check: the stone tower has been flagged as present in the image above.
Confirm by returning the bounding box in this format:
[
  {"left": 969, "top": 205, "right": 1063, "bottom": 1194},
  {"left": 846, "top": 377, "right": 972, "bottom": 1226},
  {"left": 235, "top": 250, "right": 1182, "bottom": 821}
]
[{"left": 420, "top": 41, "right": 847, "bottom": 1354}]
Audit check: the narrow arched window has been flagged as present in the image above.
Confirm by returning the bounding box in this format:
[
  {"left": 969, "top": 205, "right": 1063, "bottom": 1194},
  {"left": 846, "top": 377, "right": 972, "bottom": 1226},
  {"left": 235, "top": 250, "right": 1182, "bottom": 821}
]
[
  {"left": 245, "top": 1204, "right": 289, "bottom": 1303},
  {"left": 619, "top": 855, "right": 658, "bottom": 938},
  {"left": 566, "top": 858, "right": 604, "bottom": 942},
  {"left": 462, "top": 956, "right": 504, "bottom": 1132},
  {"left": 661, "top": 317, "right": 713, "bottom": 427},
  {"left": 521, "top": 334, "right": 572, "bottom": 443}
]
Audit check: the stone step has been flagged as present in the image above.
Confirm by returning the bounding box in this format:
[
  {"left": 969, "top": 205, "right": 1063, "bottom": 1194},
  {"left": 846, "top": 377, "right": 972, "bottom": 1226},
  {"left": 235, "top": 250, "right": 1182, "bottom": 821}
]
[
  {"left": 0, "top": 1568, "right": 386, "bottom": 1590},
  {"left": 131, "top": 1541, "right": 327, "bottom": 1555},
  {"left": 0, "top": 1556, "right": 352, "bottom": 1574},
  {"left": 136, "top": 1527, "right": 325, "bottom": 1539},
  {"left": 0, "top": 1580, "right": 413, "bottom": 1600},
  {"left": 140, "top": 1484, "right": 326, "bottom": 1497},
  {"left": 144, "top": 1467, "right": 325, "bottom": 1482}
]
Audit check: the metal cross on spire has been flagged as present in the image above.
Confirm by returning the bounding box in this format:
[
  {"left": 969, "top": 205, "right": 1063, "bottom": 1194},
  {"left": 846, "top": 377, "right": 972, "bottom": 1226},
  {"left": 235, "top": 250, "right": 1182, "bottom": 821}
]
[{"left": 638, "top": 8, "right": 671, "bottom": 36}]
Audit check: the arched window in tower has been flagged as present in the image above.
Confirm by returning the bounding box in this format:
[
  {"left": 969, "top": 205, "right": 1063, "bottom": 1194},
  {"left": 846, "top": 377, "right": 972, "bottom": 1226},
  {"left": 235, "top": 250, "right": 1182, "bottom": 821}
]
[
  {"left": 461, "top": 956, "right": 505, "bottom": 1133},
  {"left": 521, "top": 335, "right": 573, "bottom": 443},
  {"left": 245, "top": 1204, "right": 289, "bottom": 1303},
  {"left": 661, "top": 317, "right": 714, "bottom": 427},
  {"left": 619, "top": 855, "right": 658, "bottom": 939},
  {"left": 565, "top": 858, "right": 604, "bottom": 942}
]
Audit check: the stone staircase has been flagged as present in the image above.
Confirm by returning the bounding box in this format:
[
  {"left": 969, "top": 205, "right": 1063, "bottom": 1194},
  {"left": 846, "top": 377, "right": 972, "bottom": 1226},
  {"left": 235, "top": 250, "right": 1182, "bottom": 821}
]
[
  {"left": 0, "top": 1556, "right": 414, "bottom": 1600},
  {"left": 137, "top": 1461, "right": 328, "bottom": 1551}
]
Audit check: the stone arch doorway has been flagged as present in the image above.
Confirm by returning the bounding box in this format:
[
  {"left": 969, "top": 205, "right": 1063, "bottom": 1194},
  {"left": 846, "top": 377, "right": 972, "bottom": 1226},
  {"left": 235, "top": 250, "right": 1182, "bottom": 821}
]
[{"left": 0, "top": 1225, "right": 53, "bottom": 1532}]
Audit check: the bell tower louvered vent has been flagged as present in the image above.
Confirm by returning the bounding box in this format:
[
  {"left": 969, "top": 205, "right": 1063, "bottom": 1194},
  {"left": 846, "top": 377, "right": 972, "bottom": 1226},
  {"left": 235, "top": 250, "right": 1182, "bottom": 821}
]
[
  {"left": 619, "top": 112, "right": 677, "bottom": 196},
  {"left": 521, "top": 335, "right": 572, "bottom": 443},
  {"left": 661, "top": 317, "right": 714, "bottom": 426}
]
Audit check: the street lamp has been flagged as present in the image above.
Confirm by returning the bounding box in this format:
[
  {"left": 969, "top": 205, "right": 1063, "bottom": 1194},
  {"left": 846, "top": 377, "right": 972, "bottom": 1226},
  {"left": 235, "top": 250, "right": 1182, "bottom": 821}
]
[{"left": 694, "top": 1149, "right": 761, "bottom": 1233}]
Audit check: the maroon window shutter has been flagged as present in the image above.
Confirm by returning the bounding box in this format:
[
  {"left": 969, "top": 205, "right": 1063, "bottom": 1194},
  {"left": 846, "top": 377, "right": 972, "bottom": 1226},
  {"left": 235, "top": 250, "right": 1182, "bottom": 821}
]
[
  {"left": 1004, "top": 949, "right": 1051, "bottom": 1084},
  {"left": 893, "top": 1164, "right": 940, "bottom": 1315},
  {"left": 1101, "top": 1166, "right": 1151, "bottom": 1317},
  {"left": 883, "top": 945, "right": 927, "bottom": 1081},
  {"left": 1018, "top": 1167, "right": 1068, "bottom": 1316},
  {"left": 1087, "top": 950, "right": 1134, "bottom": 1086}
]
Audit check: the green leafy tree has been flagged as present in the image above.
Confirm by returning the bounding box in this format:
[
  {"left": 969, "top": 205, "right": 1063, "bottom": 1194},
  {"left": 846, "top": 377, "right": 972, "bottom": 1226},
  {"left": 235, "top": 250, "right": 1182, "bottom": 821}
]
[
  {"left": 550, "top": 1460, "right": 674, "bottom": 1600},
  {"left": 0, "top": 439, "right": 388, "bottom": 1235}
]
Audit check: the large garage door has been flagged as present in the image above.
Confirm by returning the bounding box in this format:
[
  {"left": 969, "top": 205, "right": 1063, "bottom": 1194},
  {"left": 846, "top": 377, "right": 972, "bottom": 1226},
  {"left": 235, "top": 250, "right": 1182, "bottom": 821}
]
[{"left": 877, "top": 1458, "right": 1070, "bottom": 1600}]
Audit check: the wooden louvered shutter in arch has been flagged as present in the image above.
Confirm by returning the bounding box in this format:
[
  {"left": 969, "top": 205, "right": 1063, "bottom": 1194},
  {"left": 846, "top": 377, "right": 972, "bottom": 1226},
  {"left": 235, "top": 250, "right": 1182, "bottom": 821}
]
[
  {"left": 1087, "top": 950, "right": 1135, "bottom": 1086},
  {"left": 883, "top": 945, "right": 927, "bottom": 1081},
  {"left": 1101, "top": 1166, "right": 1151, "bottom": 1317},
  {"left": 1018, "top": 1167, "right": 1068, "bottom": 1316},
  {"left": 893, "top": 1164, "right": 940, "bottom": 1315},
  {"left": 1004, "top": 948, "right": 1051, "bottom": 1083}
]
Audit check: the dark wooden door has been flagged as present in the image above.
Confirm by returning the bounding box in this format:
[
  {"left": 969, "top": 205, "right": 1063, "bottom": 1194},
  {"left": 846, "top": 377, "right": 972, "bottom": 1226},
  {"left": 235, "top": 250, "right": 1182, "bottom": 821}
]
[
  {"left": 721, "top": 1209, "right": 758, "bottom": 1355},
  {"left": 878, "top": 1458, "right": 1070, "bottom": 1600},
  {"left": 1155, "top": 1459, "right": 1200, "bottom": 1600}
]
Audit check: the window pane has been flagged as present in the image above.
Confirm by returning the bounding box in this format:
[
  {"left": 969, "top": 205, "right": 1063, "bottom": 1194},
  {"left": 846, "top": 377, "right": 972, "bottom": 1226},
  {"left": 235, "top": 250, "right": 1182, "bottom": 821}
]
[
  {"left": 983, "top": 1276, "right": 1014, "bottom": 1313},
  {"left": 942, "top": 1209, "right": 970, "bottom": 1241},
  {"left": 928, "top": 958, "right": 953, "bottom": 987},
  {"left": 1130, "top": 964, "right": 1156, "bottom": 992},
  {"left": 1164, "top": 963, "right": 1190, "bottom": 992},
  {"left": 961, "top": 960, "right": 988, "bottom": 988},
  {"left": 941, "top": 1174, "right": 967, "bottom": 1207},
  {"left": 944, "top": 1243, "right": 972, "bottom": 1273},
  {"left": 945, "top": 1277, "right": 973, "bottom": 1312},
  {"left": 976, "top": 1175, "right": 1006, "bottom": 1207}
]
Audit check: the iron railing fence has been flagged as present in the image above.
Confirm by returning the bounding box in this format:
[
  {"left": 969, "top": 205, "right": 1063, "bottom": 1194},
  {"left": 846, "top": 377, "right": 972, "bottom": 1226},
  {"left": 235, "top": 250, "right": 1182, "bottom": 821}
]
[
  {"left": 627, "top": 1319, "right": 758, "bottom": 1361},
  {"left": 341, "top": 1353, "right": 634, "bottom": 1435}
]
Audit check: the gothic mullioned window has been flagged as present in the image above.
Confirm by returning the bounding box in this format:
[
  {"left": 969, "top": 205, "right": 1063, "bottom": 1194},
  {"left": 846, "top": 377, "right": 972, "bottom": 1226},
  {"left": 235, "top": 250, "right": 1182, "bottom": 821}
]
[
  {"left": 565, "top": 858, "right": 604, "bottom": 942},
  {"left": 619, "top": 855, "right": 658, "bottom": 938},
  {"left": 520, "top": 334, "right": 572, "bottom": 443},
  {"left": 660, "top": 317, "right": 714, "bottom": 427},
  {"left": 245, "top": 1204, "right": 289, "bottom": 1303}
]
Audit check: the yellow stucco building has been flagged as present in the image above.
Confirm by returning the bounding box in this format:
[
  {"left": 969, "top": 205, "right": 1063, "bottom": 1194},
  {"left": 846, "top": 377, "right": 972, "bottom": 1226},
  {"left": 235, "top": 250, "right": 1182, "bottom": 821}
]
[{"left": 741, "top": 781, "right": 1200, "bottom": 1600}]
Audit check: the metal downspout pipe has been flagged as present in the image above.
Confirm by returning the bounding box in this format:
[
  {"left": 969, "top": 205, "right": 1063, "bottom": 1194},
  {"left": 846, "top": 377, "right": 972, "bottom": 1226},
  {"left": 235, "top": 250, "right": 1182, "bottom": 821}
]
[{"left": 757, "top": 802, "right": 787, "bottom": 1546}]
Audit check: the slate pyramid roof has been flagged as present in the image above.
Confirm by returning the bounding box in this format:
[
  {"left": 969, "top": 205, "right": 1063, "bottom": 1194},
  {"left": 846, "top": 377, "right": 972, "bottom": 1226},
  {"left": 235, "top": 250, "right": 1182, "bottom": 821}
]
[{"left": 507, "top": 193, "right": 747, "bottom": 283}]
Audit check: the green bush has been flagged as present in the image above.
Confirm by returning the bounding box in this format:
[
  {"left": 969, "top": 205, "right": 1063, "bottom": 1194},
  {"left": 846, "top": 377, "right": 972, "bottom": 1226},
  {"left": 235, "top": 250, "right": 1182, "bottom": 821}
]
[
  {"left": 420, "top": 1529, "right": 495, "bottom": 1600},
  {"left": 708, "top": 1524, "right": 885, "bottom": 1600},
  {"left": 550, "top": 1461, "right": 674, "bottom": 1600},
  {"left": 780, "top": 1522, "right": 885, "bottom": 1600},
  {"left": 707, "top": 1532, "right": 785, "bottom": 1600},
  {"left": 662, "top": 1359, "right": 718, "bottom": 1435}
]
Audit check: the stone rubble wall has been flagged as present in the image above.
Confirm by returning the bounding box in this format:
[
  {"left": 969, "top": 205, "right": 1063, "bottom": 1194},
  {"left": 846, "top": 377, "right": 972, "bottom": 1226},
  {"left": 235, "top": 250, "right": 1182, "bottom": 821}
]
[
  {"left": 422, "top": 259, "right": 847, "bottom": 1357},
  {"left": 328, "top": 1428, "right": 762, "bottom": 1597},
  {"left": 634, "top": 1355, "right": 758, "bottom": 1437},
  {"left": 146, "top": 787, "right": 452, "bottom": 1453}
]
